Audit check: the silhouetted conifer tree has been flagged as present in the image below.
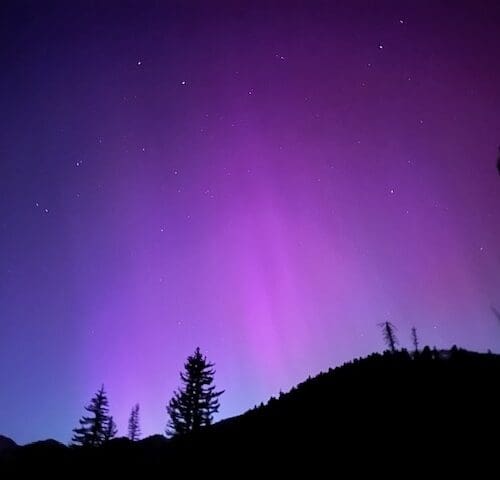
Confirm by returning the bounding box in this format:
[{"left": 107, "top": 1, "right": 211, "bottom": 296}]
[
  {"left": 166, "top": 347, "right": 224, "bottom": 436},
  {"left": 379, "top": 321, "right": 398, "bottom": 352},
  {"left": 411, "top": 327, "right": 419, "bottom": 353},
  {"left": 104, "top": 416, "right": 118, "bottom": 441},
  {"left": 72, "top": 385, "right": 111, "bottom": 447},
  {"left": 128, "top": 404, "right": 141, "bottom": 441},
  {"left": 497, "top": 146, "right": 500, "bottom": 175}
]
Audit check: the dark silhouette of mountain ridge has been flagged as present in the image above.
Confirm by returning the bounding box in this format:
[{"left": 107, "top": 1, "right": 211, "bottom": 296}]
[
  {"left": 0, "top": 435, "right": 17, "bottom": 452},
  {"left": 1, "top": 347, "right": 498, "bottom": 473}
]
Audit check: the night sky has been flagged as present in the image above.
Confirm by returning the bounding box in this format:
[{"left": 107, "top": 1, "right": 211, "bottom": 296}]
[{"left": 1, "top": 0, "right": 500, "bottom": 444}]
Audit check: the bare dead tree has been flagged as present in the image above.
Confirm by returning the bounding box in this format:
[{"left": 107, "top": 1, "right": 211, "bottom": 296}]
[
  {"left": 411, "top": 326, "right": 419, "bottom": 353},
  {"left": 378, "top": 321, "right": 399, "bottom": 352}
]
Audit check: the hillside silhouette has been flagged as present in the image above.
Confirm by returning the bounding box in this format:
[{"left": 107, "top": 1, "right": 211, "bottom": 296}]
[
  {"left": 1, "top": 346, "right": 499, "bottom": 473},
  {"left": 0, "top": 435, "right": 17, "bottom": 452}
]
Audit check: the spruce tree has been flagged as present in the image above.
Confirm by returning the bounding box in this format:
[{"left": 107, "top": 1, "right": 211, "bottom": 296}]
[
  {"left": 104, "top": 415, "right": 118, "bottom": 442},
  {"left": 166, "top": 347, "right": 224, "bottom": 436},
  {"left": 128, "top": 404, "right": 141, "bottom": 441},
  {"left": 72, "top": 385, "right": 111, "bottom": 447}
]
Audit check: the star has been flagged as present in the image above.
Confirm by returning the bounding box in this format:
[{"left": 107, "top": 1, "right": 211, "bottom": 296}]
[{"left": 137, "top": 60, "right": 142, "bottom": 66}]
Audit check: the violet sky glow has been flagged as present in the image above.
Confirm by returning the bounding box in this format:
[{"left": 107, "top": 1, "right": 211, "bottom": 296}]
[{"left": 1, "top": 0, "right": 500, "bottom": 444}]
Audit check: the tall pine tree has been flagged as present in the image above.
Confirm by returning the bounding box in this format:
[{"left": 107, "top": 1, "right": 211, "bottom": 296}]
[
  {"left": 166, "top": 347, "right": 224, "bottom": 436},
  {"left": 128, "top": 404, "right": 141, "bottom": 441},
  {"left": 72, "top": 385, "right": 112, "bottom": 447}
]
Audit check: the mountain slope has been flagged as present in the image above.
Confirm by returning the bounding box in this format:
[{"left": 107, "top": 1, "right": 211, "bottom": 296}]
[
  {"left": 2, "top": 347, "right": 499, "bottom": 472},
  {"left": 0, "top": 435, "right": 17, "bottom": 452}
]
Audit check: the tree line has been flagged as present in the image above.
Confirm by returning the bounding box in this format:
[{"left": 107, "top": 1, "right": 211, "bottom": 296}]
[
  {"left": 71, "top": 324, "right": 418, "bottom": 446},
  {"left": 71, "top": 347, "right": 223, "bottom": 446}
]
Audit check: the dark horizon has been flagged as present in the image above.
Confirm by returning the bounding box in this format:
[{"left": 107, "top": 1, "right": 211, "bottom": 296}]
[
  {"left": 1, "top": 0, "right": 500, "bottom": 444},
  {"left": 0, "top": 341, "right": 500, "bottom": 448}
]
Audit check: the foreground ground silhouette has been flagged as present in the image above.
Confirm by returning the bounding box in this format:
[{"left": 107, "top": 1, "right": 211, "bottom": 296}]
[{"left": 1, "top": 347, "right": 499, "bottom": 473}]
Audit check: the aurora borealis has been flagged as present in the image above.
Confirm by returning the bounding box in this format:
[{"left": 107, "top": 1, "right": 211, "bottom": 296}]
[{"left": 1, "top": 1, "right": 500, "bottom": 443}]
